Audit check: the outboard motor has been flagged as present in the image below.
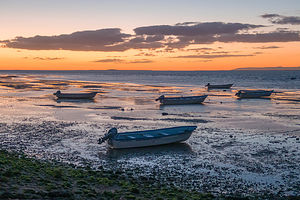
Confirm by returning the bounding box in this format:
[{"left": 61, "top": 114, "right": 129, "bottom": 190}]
[
  {"left": 98, "top": 128, "right": 118, "bottom": 144},
  {"left": 235, "top": 91, "right": 241, "bottom": 96},
  {"left": 53, "top": 90, "right": 61, "bottom": 95},
  {"left": 155, "top": 95, "right": 165, "bottom": 101}
]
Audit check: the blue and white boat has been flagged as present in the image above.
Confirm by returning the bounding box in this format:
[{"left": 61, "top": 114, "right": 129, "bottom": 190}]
[{"left": 98, "top": 126, "right": 197, "bottom": 149}]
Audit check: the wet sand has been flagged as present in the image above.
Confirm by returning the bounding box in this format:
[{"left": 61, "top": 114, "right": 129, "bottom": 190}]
[{"left": 0, "top": 74, "right": 300, "bottom": 196}]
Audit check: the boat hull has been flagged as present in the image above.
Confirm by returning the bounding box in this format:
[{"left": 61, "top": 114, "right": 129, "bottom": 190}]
[
  {"left": 107, "top": 126, "right": 197, "bottom": 149},
  {"left": 158, "top": 95, "right": 207, "bottom": 105},
  {"left": 109, "top": 132, "right": 192, "bottom": 149},
  {"left": 54, "top": 92, "right": 97, "bottom": 99},
  {"left": 207, "top": 84, "right": 233, "bottom": 89},
  {"left": 236, "top": 90, "right": 273, "bottom": 98}
]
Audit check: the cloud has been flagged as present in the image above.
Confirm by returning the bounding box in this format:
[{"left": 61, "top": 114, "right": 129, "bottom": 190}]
[
  {"left": 93, "top": 58, "right": 153, "bottom": 64},
  {"left": 187, "top": 47, "right": 214, "bottom": 51},
  {"left": 175, "top": 22, "right": 199, "bottom": 26},
  {"left": 254, "top": 45, "right": 281, "bottom": 49},
  {"left": 128, "top": 59, "right": 153, "bottom": 63},
  {"left": 23, "top": 56, "right": 64, "bottom": 60},
  {"left": 218, "top": 31, "right": 300, "bottom": 43},
  {"left": 94, "top": 59, "right": 124, "bottom": 63},
  {"left": 261, "top": 13, "right": 300, "bottom": 25},
  {"left": 2, "top": 21, "right": 300, "bottom": 52},
  {"left": 164, "top": 31, "right": 300, "bottom": 49},
  {"left": 0, "top": 40, "right": 10, "bottom": 43},
  {"left": 174, "top": 54, "right": 254, "bottom": 59},
  {"left": 134, "top": 22, "right": 263, "bottom": 36},
  {"left": 261, "top": 14, "right": 281, "bottom": 18},
  {"left": 4, "top": 28, "right": 131, "bottom": 51},
  {"left": 135, "top": 52, "right": 155, "bottom": 56},
  {"left": 33, "top": 57, "right": 64, "bottom": 60}
]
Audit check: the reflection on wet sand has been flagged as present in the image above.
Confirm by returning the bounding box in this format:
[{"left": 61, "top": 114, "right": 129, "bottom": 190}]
[
  {"left": 159, "top": 103, "right": 206, "bottom": 109},
  {"left": 236, "top": 97, "right": 272, "bottom": 101},
  {"left": 100, "top": 143, "right": 194, "bottom": 159},
  {"left": 1, "top": 73, "right": 300, "bottom": 196},
  {"left": 56, "top": 99, "right": 96, "bottom": 104}
]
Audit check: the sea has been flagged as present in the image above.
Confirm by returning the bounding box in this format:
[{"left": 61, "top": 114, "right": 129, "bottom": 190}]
[
  {"left": 3, "top": 70, "right": 300, "bottom": 89},
  {"left": 0, "top": 70, "right": 300, "bottom": 196}
]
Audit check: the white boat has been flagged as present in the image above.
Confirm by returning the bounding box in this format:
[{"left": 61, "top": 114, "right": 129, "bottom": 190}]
[
  {"left": 156, "top": 95, "right": 207, "bottom": 105},
  {"left": 206, "top": 83, "right": 233, "bottom": 89},
  {"left": 235, "top": 90, "right": 274, "bottom": 98},
  {"left": 53, "top": 90, "right": 97, "bottom": 99},
  {"left": 98, "top": 126, "right": 197, "bottom": 149}
]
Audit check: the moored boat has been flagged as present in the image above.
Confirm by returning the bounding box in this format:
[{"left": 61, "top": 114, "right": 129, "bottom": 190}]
[
  {"left": 235, "top": 90, "right": 274, "bottom": 98},
  {"left": 53, "top": 90, "right": 97, "bottom": 99},
  {"left": 156, "top": 95, "right": 207, "bottom": 105},
  {"left": 98, "top": 126, "right": 197, "bottom": 149},
  {"left": 206, "top": 83, "right": 233, "bottom": 89}
]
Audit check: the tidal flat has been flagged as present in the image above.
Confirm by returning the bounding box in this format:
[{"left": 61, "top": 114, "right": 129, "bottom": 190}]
[
  {"left": 0, "top": 150, "right": 216, "bottom": 199},
  {"left": 0, "top": 73, "right": 300, "bottom": 198}
]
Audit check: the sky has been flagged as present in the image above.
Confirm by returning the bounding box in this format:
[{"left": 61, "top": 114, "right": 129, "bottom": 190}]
[{"left": 0, "top": 0, "right": 300, "bottom": 70}]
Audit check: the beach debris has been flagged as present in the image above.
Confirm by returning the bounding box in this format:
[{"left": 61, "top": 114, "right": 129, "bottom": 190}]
[{"left": 162, "top": 112, "right": 169, "bottom": 116}]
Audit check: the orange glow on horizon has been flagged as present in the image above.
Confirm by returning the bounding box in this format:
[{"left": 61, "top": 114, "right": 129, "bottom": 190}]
[{"left": 0, "top": 42, "right": 299, "bottom": 71}]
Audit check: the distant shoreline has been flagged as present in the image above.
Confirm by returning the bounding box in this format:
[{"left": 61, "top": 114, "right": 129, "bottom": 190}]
[{"left": 233, "top": 67, "right": 300, "bottom": 71}]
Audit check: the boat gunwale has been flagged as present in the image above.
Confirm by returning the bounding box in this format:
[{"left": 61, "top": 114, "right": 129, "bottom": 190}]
[
  {"left": 206, "top": 83, "right": 233, "bottom": 88},
  {"left": 160, "top": 95, "right": 208, "bottom": 100},
  {"left": 54, "top": 91, "right": 98, "bottom": 99},
  {"left": 113, "top": 126, "right": 197, "bottom": 141},
  {"left": 237, "top": 90, "right": 273, "bottom": 93}
]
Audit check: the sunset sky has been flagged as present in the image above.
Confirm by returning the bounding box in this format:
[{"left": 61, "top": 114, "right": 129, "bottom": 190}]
[{"left": 1, "top": 0, "right": 300, "bottom": 70}]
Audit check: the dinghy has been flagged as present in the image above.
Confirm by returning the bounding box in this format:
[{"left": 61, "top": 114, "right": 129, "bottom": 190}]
[
  {"left": 98, "top": 126, "right": 197, "bottom": 149},
  {"left": 235, "top": 90, "right": 274, "bottom": 98},
  {"left": 53, "top": 90, "right": 97, "bottom": 99},
  {"left": 156, "top": 95, "right": 207, "bottom": 105},
  {"left": 206, "top": 83, "right": 233, "bottom": 89}
]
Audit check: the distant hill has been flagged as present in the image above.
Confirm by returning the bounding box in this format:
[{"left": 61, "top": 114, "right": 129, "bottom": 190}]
[{"left": 234, "top": 66, "right": 300, "bottom": 71}]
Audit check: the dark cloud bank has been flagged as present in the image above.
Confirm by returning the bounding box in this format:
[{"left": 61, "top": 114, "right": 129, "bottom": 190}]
[
  {"left": 1, "top": 19, "right": 300, "bottom": 53},
  {"left": 261, "top": 13, "right": 300, "bottom": 25}
]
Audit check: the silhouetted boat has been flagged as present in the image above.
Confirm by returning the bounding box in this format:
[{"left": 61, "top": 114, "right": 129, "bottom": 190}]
[
  {"left": 98, "top": 126, "right": 197, "bottom": 149},
  {"left": 156, "top": 95, "right": 207, "bottom": 105},
  {"left": 235, "top": 90, "right": 274, "bottom": 98},
  {"left": 53, "top": 90, "right": 97, "bottom": 99},
  {"left": 206, "top": 83, "right": 233, "bottom": 89}
]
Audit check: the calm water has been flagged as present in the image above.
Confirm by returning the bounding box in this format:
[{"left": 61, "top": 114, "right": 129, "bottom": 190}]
[{"left": 2, "top": 70, "right": 300, "bottom": 89}]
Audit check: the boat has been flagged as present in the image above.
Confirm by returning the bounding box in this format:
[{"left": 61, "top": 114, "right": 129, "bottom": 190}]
[
  {"left": 206, "top": 83, "right": 233, "bottom": 89},
  {"left": 98, "top": 126, "right": 197, "bottom": 149},
  {"left": 53, "top": 90, "right": 97, "bottom": 99},
  {"left": 155, "top": 95, "right": 207, "bottom": 105},
  {"left": 235, "top": 90, "right": 274, "bottom": 98}
]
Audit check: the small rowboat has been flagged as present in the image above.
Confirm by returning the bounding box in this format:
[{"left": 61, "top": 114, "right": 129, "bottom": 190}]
[
  {"left": 53, "top": 90, "right": 97, "bottom": 99},
  {"left": 235, "top": 90, "right": 274, "bottom": 98},
  {"left": 206, "top": 83, "right": 233, "bottom": 89},
  {"left": 156, "top": 95, "right": 207, "bottom": 105},
  {"left": 98, "top": 126, "right": 197, "bottom": 149}
]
